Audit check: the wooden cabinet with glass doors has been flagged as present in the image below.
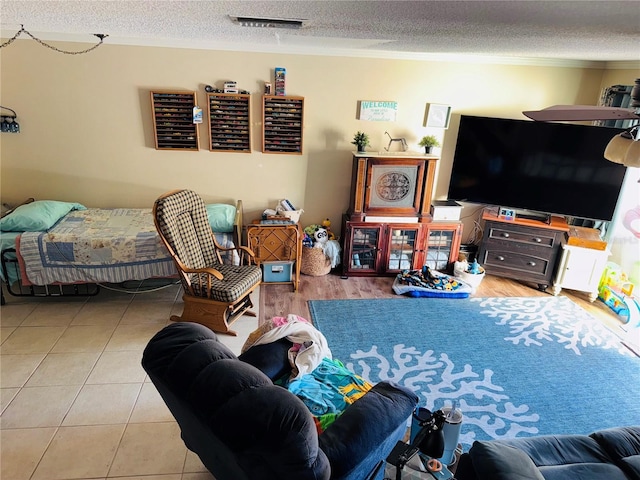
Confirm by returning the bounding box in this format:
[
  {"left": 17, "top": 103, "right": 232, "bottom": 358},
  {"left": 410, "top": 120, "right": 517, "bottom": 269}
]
[
  {"left": 341, "top": 217, "right": 462, "bottom": 278},
  {"left": 340, "top": 152, "right": 462, "bottom": 277},
  {"left": 422, "top": 222, "right": 463, "bottom": 271}
]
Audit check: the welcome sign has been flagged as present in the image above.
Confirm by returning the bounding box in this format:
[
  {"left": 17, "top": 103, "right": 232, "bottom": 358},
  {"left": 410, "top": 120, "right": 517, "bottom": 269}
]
[{"left": 358, "top": 100, "right": 398, "bottom": 121}]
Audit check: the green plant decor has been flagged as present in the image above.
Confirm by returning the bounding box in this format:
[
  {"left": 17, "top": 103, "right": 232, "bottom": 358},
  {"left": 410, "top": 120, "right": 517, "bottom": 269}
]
[
  {"left": 352, "top": 131, "right": 370, "bottom": 152},
  {"left": 418, "top": 135, "right": 441, "bottom": 148},
  {"left": 419, "top": 135, "right": 441, "bottom": 153}
]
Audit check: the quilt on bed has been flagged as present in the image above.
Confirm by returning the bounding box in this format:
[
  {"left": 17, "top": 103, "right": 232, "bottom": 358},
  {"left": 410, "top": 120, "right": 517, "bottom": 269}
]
[{"left": 17, "top": 208, "right": 177, "bottom": 285}]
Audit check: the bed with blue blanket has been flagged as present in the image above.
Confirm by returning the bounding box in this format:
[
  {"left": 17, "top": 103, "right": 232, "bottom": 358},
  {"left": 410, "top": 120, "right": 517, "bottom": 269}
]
[{"left": 1, "top": 199, "right": 243, "bottom": 302}]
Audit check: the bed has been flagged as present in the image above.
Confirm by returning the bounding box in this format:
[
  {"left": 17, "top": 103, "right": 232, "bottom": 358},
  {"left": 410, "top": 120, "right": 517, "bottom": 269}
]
[{"left": 0, "top": 198, "right": 244, "bottom": 304}]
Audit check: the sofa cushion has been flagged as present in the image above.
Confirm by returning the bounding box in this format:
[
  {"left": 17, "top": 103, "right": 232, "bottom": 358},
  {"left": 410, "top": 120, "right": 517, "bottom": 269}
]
[
  {"left": 537, "top": 463, "right": 632, "bottom": 480},
  {"left": 488, "top": 434, "right": 629, "bottom": 480},
  {"left": 498, "top": 434, "right": 614, "bottom": 464},
  {"left": 469, "top": 441, "right": 545, "bottom": 480},
  {"left": 591, "top": 426, "right": 640, "bottom": 479}
]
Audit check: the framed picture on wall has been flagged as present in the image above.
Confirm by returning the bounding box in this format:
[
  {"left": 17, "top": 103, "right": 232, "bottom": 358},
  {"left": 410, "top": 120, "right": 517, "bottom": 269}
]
[
  {"left": 425, "top": 103, "right": 452, "bottom": 128},
  {"left": 363, "top": 158, "right": 426, "bottom": 216}
]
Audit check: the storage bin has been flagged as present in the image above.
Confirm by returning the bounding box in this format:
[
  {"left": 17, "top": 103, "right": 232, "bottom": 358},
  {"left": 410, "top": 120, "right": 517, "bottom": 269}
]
[
  {"left": 262, "top": 261, "right": 294, "bottom": 283},
  {"left": 300, "top": 246, "right": 331, "bottom": 276}
]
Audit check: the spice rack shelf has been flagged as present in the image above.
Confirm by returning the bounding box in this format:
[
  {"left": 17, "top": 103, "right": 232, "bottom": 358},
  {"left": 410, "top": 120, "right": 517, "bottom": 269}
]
[
  {"left": 208, "top": 93, "right": 251, "bottom": 152},
  {"left": 262, "top": 95, "right": 304, "bottom": 154},
  {"left": 151, "top": 91, "right": 199, "bottom": 150}
]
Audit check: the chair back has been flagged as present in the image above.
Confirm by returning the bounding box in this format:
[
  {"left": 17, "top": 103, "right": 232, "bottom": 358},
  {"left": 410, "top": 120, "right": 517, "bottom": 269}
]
[{"left": 153, "top": 190, "right": 222, "bottom": 286}]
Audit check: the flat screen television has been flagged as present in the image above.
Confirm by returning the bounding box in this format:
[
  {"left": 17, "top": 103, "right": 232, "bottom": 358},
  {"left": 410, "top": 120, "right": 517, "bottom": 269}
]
[{"left": 447, "top": 115, "right": 627, "bottom": 222}]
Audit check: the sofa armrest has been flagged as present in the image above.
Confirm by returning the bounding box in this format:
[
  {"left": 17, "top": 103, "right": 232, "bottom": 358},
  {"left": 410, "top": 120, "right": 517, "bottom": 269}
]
[{"left": 318, "top": 381, "right": 418, "bottom": 479}]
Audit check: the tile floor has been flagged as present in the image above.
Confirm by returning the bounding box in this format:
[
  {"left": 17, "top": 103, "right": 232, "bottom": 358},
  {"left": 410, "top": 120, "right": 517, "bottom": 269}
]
[{"left": 1, "top": 283, "right": 260, "bottom": 480}]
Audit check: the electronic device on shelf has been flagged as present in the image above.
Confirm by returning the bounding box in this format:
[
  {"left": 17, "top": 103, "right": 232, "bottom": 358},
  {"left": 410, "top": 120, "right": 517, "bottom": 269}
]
[{"left": 447, "top": 115, "right": 628, "bottom": 223}]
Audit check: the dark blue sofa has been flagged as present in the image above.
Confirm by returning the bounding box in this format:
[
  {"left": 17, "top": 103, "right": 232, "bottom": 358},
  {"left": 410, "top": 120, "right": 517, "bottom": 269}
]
[
  {"left": 456, "top": 426, "right": 640, "bottom": 480},
  {"left": 142, "top": 322, "right": 418, "bottom": 480}
]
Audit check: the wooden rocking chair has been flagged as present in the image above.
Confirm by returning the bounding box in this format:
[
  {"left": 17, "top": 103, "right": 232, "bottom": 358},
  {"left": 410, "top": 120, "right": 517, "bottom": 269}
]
[{"left": 153, "top": 189, "right": 262, "bottom": 336}]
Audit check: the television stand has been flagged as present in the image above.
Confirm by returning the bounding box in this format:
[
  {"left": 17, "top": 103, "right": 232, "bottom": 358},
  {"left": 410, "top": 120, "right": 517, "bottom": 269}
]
[
  {"left": 478, "top": 211, "right": 569, "bottom": 292},
  {"left": 516, "top": 211, "right": 551, "bottom": 224}
]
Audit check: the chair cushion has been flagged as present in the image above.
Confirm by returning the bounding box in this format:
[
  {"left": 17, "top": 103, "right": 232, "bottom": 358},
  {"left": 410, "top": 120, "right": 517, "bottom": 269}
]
[{"left": 191, "top": 264, "right": 261, "bottom": 302}]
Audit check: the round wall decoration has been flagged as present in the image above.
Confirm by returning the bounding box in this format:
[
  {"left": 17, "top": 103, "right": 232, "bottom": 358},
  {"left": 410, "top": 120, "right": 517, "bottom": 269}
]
[{"left": 375, "top": 171, "right": 411, "bottom": 202}]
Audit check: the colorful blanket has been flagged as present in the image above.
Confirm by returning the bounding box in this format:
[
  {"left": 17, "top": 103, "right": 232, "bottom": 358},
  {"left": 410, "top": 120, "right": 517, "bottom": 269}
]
[
  {"left": 280, "top": 357, "right": 373, "bottom": 434},
  {"left": 17, "top": 208, "right": 176, "bottom": 285}
]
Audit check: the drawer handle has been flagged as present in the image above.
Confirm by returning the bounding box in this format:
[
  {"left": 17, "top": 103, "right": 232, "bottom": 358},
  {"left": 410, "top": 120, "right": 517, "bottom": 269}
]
[
  {"left": 501, "top": 233, "right": 510, "bottom": 238},
  {"left": 496, "top": 255, "right": 505, "bottom": 261},
  {"left": 527, "top": 261, "right": 536, "bottom": 266},
  {"left": 533, "top": 238, "right": 542, "bottom": 243}
]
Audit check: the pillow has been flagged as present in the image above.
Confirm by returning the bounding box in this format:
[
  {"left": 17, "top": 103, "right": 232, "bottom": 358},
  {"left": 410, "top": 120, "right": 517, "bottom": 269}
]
[
  {"left": 469, "top": 441, "right": 545, "bottom": 480},
  {"left": 0, "top": 200, "right": 86, "bottom": 232},
  {"left": 205, "top": 203, "right": 235, "bottom": 233}
]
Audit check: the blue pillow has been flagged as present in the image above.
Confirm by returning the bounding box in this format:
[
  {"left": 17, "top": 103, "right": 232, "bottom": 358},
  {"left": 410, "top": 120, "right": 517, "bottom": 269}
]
[
  {"left": 0, "top": 200, "right": 86, "bottom": 232},
  {"left": 205, "top": 204, "right": 235, "bottom": 233}
]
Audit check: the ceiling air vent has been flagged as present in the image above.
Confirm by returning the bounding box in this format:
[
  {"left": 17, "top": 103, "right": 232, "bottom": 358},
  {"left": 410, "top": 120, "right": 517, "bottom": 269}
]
[{"left": 229, "top": 16, "right": 307, "bottom": 29}]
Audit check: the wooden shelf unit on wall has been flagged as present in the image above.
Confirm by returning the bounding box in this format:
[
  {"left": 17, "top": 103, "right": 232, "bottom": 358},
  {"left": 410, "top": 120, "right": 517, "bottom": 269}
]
[
  {"left": 207, "top": 93, "right": 251, "bottom": 152},
  {"left": 262, "top": 95, "right": 304, "bottom": 154},
  {"left": 150, "top": 91, "right": 199, "bottom": 151}
]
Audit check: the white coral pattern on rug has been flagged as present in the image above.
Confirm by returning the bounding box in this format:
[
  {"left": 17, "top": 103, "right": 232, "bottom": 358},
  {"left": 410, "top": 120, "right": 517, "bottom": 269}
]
[
  {"left": 472, "top": 297, "right": 630, "bottom": 356},
  {"left": 346, "top": 345, "right": 539, "bottom": 447}
]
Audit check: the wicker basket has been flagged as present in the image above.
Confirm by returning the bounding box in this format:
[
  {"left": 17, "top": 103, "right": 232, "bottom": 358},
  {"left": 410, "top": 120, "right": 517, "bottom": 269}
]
[{"left": 300, "top": 246, "right": 331, "bottom": 276}]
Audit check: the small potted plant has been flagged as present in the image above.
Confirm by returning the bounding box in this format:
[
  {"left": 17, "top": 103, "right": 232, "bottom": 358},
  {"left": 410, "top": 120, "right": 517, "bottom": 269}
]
[
  {"left": 418, "top": 135, "right": 441, "bottom": 154},
  {"left": 352, "top": 131, "right": 370, "bottom": 153}
]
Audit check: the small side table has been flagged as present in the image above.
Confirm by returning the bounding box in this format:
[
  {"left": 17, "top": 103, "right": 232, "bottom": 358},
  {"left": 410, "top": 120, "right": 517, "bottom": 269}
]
[
  {"left": 247, "top": 221, "right": 301, "bottom": 291},
  {"left": 552, "top": 243, "right": 610, "bottom": 301}
]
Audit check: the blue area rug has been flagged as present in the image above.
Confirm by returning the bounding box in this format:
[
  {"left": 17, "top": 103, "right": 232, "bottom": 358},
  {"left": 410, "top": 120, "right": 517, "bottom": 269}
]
[{"left": 308, "top": 296, "right": 640, "bottom": 448}]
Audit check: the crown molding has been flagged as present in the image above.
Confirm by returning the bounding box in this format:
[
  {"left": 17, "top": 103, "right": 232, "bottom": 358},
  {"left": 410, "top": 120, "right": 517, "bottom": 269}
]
[
  {"left": 1, "top": 29, "right": 622, "bottom": 69},
  {"left": 603, "top": 60, "right": 640, "bottom": 70}
]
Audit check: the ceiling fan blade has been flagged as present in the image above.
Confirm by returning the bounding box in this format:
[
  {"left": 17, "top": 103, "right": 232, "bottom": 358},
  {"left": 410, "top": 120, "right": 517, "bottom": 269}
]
[{"left": 523, "top": 105, "right": 640, "bottom": 122}]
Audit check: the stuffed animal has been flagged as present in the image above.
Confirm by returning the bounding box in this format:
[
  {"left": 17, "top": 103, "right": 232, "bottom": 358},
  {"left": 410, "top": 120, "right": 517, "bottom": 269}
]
[
  {"left": 313, "top": 227, "right": 329, "bottom": 248},
  {"left": 304, "top": 224, "right": 321, "bottom": 237},
  {"left": 302, "top": 232, "right": 314, "bottom": 248},
  {"left": 321, "top": 218, "right": 336, "bottom": 240}
]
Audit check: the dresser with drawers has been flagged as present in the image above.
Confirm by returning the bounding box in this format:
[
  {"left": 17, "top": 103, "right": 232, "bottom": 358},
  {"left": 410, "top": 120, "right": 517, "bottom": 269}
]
[{"left": 477, "top": 211, "right": 570, "bottom": 291}]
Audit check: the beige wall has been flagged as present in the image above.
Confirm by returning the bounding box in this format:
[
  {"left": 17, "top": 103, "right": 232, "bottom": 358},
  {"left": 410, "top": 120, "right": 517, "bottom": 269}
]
[{"left": 1, "top": 39, "right": 637, "bottom": 237}]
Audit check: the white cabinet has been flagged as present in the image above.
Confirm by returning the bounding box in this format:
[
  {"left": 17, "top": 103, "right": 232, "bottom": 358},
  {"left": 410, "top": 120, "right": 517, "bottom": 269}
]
[{"left": 552, "top": 244, "right": 610, "bottom": 301}]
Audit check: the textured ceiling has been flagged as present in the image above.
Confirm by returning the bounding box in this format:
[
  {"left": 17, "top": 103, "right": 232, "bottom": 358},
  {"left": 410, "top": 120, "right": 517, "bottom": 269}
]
[{"left": 1, "top": 0, "right": 640, "bottom": 63}]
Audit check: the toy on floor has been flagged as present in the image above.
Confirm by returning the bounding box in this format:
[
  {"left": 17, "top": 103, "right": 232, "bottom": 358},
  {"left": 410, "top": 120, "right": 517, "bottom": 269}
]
[
  {"left": 598, "top": 262, "right": 640, "bottom": 355},
  {"left": 599, "top": 262, "right": 637, "bottom": 321},
  {"left": 393, "top": 266, "right": 473, "bottom": 298}
]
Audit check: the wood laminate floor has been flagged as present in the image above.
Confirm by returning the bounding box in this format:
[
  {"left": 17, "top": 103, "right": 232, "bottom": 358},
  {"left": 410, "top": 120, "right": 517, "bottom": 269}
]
[{"left": 260, "top": 271, "right": 625, "bottom": 333}]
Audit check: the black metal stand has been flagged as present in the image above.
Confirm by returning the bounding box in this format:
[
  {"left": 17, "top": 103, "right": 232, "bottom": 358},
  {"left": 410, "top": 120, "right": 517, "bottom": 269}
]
[{"left": 385, "top": 409, "right": 446, "bottom": 480}]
